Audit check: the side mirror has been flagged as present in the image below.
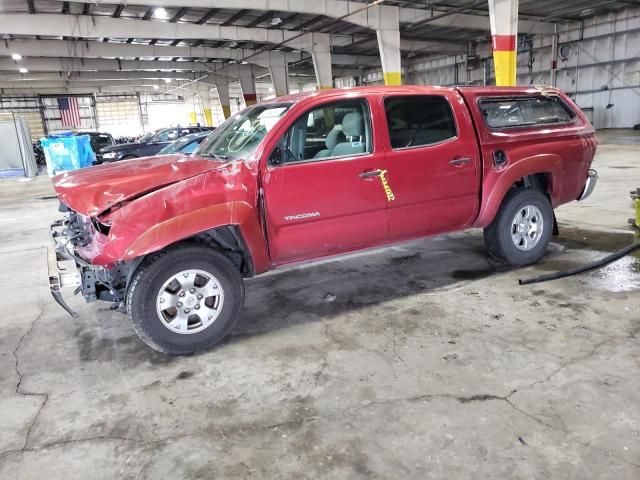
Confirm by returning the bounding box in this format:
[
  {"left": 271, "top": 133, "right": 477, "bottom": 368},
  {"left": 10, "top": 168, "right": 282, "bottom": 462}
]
[{"left": 269, "top": 146, "right": 284, "bottom": 166}]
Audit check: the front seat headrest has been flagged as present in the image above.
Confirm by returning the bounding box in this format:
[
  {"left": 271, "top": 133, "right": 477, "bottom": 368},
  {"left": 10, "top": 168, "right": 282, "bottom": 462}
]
[{"left": 341, "top": 112, "right": 364, "bottom": 137}]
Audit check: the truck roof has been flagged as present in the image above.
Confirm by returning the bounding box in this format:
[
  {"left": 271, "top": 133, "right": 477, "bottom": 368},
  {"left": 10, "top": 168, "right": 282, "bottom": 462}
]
[{"left": 264, "top": 85, "right": 559, "bottom": 105}]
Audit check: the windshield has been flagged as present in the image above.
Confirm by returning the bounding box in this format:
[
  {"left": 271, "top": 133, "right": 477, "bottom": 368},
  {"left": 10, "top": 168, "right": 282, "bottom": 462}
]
[
  {"left": 138, "top": 131, "right": 156, "bottom": 143},
  {"left": 88, "top": 134, "right": 113, "bottom": 152},
  {"left": 158, "top": 135, "right": 202, "bottom": 155},
  {"left": 195, "top": 103, "right": 291, "bottom": 161}
]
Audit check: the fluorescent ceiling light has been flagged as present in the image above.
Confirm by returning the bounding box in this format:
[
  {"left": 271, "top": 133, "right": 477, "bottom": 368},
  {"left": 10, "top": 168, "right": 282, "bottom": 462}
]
[
  {"left": 19, "top": 67, "right": 28, "bottom": 73},
  {"left": 154, "top": 8, "right": 168, "bottom": 19},
  {"left": 164, "top": 78, "right": 172, "bottom": 83},
  {"left": 11, "top": 53, "right": 22, "bottom": 61},
  {"left": 153, "top": 84, "right": 160, "bottom": 90}
]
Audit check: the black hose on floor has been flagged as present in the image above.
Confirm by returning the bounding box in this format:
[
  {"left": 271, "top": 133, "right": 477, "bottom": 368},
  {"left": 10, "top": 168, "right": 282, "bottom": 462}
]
[{"left": 519, "top": 241, "right": 640, "bottom": 286}]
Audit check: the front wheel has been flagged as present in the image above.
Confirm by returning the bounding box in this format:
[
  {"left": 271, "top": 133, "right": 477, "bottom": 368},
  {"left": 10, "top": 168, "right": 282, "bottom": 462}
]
[
  {"left": 126, "top": 244, "right": 244, "bottom": 354},
  {"left": 483, "top": 188, "right": 553, "bottom": 266}
]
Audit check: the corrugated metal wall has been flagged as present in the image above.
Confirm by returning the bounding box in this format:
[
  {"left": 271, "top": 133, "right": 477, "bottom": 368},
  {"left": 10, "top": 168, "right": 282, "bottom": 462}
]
[{"left": 402, "top": 7, "right": 640, "bottom": 129}]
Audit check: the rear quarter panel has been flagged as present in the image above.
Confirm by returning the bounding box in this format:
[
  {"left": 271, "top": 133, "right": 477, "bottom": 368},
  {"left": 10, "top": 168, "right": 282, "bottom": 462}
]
[{"left": 460, "top": 88, "right": 597, "bottom": 227}]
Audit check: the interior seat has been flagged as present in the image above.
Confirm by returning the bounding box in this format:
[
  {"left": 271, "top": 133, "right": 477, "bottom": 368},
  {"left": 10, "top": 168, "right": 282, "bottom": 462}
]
[
  {"left": 313, "top": 125, "right": 345, "bottom": 159},
  {"left": 331, "top": 112, "right": 366, "bottom": 157}
]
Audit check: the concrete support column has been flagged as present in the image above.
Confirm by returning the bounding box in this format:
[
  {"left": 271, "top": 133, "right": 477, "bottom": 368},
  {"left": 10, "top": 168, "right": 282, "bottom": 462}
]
[
  {"left": 268, "top": 51, "right": 289, "bottom": 97},
  {"left": 196, "top": 83, "right": 214, "bottom": 126},
  {"left": 375, "top": 6, "right": 402, "bottom": 85},
  {"left": 488, "top": 0, "right": 519, "bottom": 86},
  {"left": 213, "top": 79, "right": 231, "bottom": 119},
  {"left": 238, "top": 63, "right": 257, "bottom": 107},
  {"left": 189, "top": 94, "right": 198, "bottom": 125},
  {"left": 310, "top": 33, "right": 333, "bottom": 90}
]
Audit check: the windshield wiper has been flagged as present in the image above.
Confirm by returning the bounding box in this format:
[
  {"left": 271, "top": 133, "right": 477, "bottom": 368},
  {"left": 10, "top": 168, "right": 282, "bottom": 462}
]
[{"left": 200, "top": 153, "right": 228, "bottom": 161}]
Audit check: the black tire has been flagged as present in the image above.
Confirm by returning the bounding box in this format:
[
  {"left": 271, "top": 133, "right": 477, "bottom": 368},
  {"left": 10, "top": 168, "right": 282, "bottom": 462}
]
[
  {"left": 121, "top": 155, "right": 137, "bottom": 160},
  {"left": 126, "top": 244, "right": 244, "bottom": 354},
  {"left": 483, "top": 188, "right": 553, "bottom": 266}
]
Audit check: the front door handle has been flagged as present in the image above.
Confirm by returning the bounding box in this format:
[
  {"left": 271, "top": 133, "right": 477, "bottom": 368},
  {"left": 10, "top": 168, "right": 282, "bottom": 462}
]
[
  {"left": 449, "top": 157, "right": 471, "bottom": 167},
  {"left": 359, "top": 169, "right": 383, "bottom": 179}
]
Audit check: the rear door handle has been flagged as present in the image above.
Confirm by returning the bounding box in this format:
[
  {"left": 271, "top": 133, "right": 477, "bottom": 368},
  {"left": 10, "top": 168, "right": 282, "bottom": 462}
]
[
  {"left": 359, "top": 169, "right": 383, "bottom": 179},
  {"left": 449, "top": 157, "right": 471, "bottom": 167}
]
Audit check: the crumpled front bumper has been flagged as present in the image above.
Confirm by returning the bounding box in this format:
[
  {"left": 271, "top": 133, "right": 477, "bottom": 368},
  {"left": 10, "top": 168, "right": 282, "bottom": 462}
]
[{"left": 48, "top": 219, "right": 83, "bottom": 317}]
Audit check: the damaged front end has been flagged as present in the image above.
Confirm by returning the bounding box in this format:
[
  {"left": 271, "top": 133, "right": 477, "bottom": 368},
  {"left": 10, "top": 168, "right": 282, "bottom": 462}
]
[{"left": 48, "top": 204, "right": 130, "bottom": 317}]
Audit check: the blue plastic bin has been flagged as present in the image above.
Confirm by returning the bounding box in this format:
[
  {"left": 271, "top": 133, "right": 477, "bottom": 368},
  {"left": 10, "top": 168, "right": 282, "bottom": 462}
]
[{"left": 41, "top": 132, "right": 96, "bottom": 176}]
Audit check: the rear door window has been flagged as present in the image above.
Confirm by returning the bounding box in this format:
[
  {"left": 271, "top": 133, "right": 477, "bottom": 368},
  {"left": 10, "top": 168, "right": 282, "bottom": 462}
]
[
  {"left": 384, "top": 96, "right": 457, "bottom": 149},
  {"left": 479, "top": 96, "right": 575, "bottom": 128}
]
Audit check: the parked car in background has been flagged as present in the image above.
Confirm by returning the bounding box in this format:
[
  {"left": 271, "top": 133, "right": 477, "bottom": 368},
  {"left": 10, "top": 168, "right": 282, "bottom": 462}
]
[
  {"left": 82, "top": 132, "right": 115, "bottom": 158},
  {"left": 96, "top": 126, "right": 214, "bottom": 163},
  {"left": 157, "top": 131, "right": 212, "bottom": 156},
  {"left": 50, "top": 85, "right": 598, "bottom": 354}
]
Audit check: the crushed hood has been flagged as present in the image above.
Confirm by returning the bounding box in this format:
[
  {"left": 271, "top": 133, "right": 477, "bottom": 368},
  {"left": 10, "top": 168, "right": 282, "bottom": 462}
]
[{"left": 54, "top": 155, "right": 225, "bottom": 216}]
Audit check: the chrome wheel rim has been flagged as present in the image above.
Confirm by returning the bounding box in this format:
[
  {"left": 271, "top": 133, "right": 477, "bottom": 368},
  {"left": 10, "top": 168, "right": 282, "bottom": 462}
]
[
  {"left": 155, "top": 269, "right": 224, "bottom": 335},
  {"left": 511, "top": 204, "right": 544, "bottom": 251}
]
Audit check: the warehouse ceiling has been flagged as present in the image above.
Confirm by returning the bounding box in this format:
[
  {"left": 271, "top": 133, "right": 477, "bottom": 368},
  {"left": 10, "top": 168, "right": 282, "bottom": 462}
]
[{"left": 0, "top": 0, "right": 635, "bottom": 94}]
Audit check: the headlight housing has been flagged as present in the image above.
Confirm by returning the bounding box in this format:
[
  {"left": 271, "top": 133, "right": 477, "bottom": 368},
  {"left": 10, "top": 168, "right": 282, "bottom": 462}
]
[{"left": 102, "top": 151, "right": 117, "bottom": 159}]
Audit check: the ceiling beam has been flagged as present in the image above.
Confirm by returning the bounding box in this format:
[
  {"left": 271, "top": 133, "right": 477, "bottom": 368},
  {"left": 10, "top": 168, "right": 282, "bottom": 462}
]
[
  {"left": 196, "top": 8, "right": 220, "bottom": 25},
  {"left": 0, "top": 39, "right": 383, "bottom": 67},
  {"left": 221, "top": 9, "right": 249, "bottom": 27},
  {"left": 170, "top": 7, "right": 189, "bottom": 23},
  {"left": 270, "top": 13, "right": 299, "bottom": 29},
  {"left": 247, "top": 11, "right": 274, "bottom": 28},
  {"left": 0, "top": 71, "right": 210, "bottom": 82},
  {"left": 0, "top": 15, "right": 468, "bottom": 56},
  {"left": 1, "top": 85, "right": 175, "bottom": 95},
  {"left": 0, "top": 13, "right": 323, "bottom": 51},
  {"left": 113, "top": 4, "right": 125, "bottom": 18},
  {"left": 1, "top": 79, "right": 194, "bottom": 90},
  {"left": 141, "top": 8, "right": 154, "bottom": 21},
  {"left": 0, "top": 57, "right": 223, "bottom": 73},
  {"left": 62, "top": 1, "right": 557, "bottom": 34}
]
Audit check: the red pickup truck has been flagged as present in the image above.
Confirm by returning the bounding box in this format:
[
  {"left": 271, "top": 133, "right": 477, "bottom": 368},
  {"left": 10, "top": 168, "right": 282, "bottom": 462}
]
[{"left": 49, "top": 85, "right": 598, "bottom": 354}]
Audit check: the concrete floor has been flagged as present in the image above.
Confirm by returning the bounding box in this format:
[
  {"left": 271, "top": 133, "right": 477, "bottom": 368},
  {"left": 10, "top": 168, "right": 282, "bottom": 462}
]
[{"left": 1, "top": 131, "right": 639, "bottom": 479}]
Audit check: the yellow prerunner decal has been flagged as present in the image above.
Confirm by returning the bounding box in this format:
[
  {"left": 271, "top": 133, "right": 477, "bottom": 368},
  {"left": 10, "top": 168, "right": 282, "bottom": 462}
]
[{"left": 378, "top": 169, "right": 395, "bottom": 202}]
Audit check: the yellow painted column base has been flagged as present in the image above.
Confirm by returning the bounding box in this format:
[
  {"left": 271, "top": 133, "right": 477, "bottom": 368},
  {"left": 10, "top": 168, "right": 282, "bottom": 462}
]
[
  {"left": 188, "top": 111, "right": 197, "bottom": 124},
  {"left": 492, "top": 50, "right": 517, "bottom": 86},
  {"left": 318, "top": 85, "right": 333, "bottom": 90},
  {"left": 221, "top": 105, "right": 231, "bottom": 119},
  {"left": 383, "top": 72, "right": 402, "bottom": 86},
  {"left": 203, "top": 108, "right": 213, "bottom": 127}
]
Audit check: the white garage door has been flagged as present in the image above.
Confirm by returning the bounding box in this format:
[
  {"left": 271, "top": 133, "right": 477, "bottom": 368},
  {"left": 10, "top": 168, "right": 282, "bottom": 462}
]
[
  {"left": 96, "top": 96, "right": 143, "bottom": 138},
  {"left": 0, "top": 111, "right": 45, "bottom": 142}
]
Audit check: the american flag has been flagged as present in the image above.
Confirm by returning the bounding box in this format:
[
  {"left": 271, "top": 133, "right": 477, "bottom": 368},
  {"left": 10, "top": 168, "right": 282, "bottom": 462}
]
[{"left": 57, "top": 97, "right": 81, "bottom": 127}]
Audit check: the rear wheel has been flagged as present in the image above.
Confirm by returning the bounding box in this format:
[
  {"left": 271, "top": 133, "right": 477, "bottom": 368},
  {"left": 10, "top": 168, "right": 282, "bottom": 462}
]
[
  {"left": 126, "top": 244, "right": 244, "bottom": 354},
  {"left": 483, "top": 188, "right": 553, "bottom": 266}
]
